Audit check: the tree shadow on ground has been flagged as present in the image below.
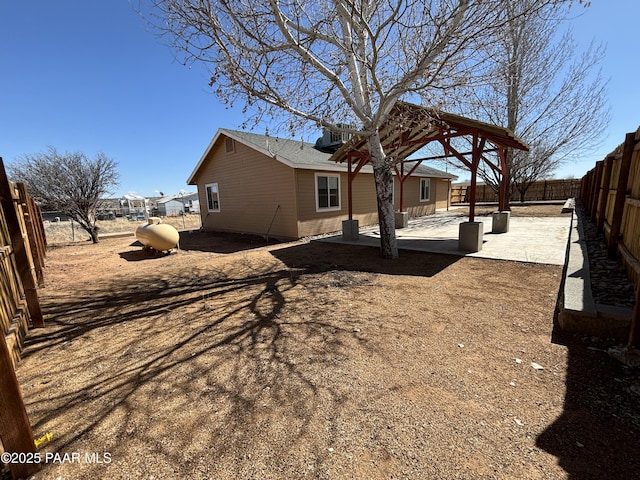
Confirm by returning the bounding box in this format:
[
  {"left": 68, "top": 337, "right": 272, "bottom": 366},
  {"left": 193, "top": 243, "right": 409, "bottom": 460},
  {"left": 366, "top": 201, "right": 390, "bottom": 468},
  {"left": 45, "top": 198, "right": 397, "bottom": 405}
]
[
  {"left": 178, "top": 230, "right": 279, "bottom": 254},
  {"left": 271, "top": 240, "right": 461, "bottom": 278},
  {"left": 536, "top": 326, "right": 640, "bottom": 479},
  {"left": 19, "top": 254, "right": 377, "bottom": 478},
  {"left": 535, "top": 201, "right": 640, "bottom": 478}
]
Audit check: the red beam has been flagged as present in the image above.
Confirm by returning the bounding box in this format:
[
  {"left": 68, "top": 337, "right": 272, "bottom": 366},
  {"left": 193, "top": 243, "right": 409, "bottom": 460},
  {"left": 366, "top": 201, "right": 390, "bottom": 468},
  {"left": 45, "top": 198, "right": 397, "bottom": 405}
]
[{"left": 498, "top": 147, "right": 507, "bottom": 211}]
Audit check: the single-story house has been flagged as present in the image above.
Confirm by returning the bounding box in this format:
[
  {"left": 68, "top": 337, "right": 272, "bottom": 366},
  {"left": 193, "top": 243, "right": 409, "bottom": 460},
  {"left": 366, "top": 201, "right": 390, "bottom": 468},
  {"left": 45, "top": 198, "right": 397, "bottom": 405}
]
[
  {"left": 155, "top": 193, "right": 200, "bottom": 216},
  {"left": 182, "top": 192, "right": 201, "bottom": 214},
  {"left": 187, "top": 129, "right": 457, "bottom": 240}
]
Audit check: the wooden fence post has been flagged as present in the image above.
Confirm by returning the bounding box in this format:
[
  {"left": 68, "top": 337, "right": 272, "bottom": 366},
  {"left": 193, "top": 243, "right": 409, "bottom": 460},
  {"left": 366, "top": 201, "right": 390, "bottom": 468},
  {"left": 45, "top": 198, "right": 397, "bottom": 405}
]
[
  {"left": 16, "top": 183, "right": 45, "bottom": 287},
  {"left": 591, "top": 161, "right": 603, "bottom": 221},
  {"left": 582, "top": 169, "right": 594, "bottom": 210},
  {"left": 597, "top": 156, "right": 613, "bottom": 232},
  {"left": 0, "top": 332, "right": 41, "bottom": 478},
  {"left": 608, "top": 133, "right": 636, "bottom": 258},
  {"left": 584, "top": 172, "right": 592, "bottom": 204},
  {"left": 0, "top": 159, "right": 43, "bottom": 327}
]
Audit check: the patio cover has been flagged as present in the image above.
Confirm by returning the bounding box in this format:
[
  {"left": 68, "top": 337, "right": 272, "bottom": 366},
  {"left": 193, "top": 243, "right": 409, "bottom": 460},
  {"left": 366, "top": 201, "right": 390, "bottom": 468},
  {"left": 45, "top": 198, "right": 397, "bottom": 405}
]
[{"left": 328, "top": 101, "right": 529, "bottom": 221}]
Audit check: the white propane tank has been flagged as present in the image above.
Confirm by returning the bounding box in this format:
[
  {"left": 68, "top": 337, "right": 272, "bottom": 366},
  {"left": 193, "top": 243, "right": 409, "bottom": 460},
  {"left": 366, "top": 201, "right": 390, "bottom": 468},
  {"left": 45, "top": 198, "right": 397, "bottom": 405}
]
[{"left": 135, "top": 217, "right": 180, "bottom": 251}]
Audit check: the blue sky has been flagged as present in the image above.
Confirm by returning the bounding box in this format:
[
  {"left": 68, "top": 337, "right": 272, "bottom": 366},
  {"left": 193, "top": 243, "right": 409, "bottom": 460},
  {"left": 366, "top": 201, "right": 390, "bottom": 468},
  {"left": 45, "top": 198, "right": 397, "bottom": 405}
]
[{"left": 1, "top": 1, "right": 638, "bottom": 197}]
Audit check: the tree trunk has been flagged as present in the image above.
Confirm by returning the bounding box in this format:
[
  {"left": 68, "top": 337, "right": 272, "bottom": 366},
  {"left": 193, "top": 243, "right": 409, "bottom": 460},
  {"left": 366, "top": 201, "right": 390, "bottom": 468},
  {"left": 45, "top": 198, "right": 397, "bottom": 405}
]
[
  {"left": 367, "top": 133, "right": 398, "bottom": 259},
  {"left": 89, "top": 226, "right": 100, "bottom": 243}
]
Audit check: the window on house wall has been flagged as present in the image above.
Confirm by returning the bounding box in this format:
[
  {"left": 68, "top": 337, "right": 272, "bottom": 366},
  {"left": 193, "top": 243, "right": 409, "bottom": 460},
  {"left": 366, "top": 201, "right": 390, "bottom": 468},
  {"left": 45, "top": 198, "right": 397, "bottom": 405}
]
[
  {"left": 206, "top": 183, "right": 221, "bottom": 212},
  {"left": 420, "top": 178, "right": 430, "bottom": 202},
  {"left": 225, "top": 137, "right": 235, "bottom": 153},
  {"left": 315, "top": 173, "right": 341, "bottom": 211}
]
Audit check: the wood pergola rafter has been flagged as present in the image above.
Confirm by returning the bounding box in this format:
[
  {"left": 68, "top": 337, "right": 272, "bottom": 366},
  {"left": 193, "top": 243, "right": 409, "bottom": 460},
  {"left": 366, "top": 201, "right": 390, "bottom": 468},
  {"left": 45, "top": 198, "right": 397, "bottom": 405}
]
[{"left": 329, "top": 101, "right": 528, "bottom": 222}]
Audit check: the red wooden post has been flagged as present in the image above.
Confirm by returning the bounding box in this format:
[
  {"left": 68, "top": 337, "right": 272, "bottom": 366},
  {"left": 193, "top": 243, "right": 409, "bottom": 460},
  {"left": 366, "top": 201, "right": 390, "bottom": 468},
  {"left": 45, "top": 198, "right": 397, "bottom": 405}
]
[
  {"left": 468, "top": 167, "right": 477, "bottom": 222},
  {"left": 399, "top": 162, "right": 404, "bottom": 212},
  {"left": 347, "top": 154, "right": 353, "bottom": 220},
  {"left": 498, "top": 147, "right": 508, "bottom": 211},
  {"left": 468, "top": 134, "right": 485, "bottom": 222}
]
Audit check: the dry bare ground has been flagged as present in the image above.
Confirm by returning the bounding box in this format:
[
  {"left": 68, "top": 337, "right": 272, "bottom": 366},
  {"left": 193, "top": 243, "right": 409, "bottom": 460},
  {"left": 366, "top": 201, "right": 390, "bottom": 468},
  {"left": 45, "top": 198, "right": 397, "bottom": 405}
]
[
  {"left": 43, "top": 215, "right": 202, "bottom": 245},
  {"left": 12, "top": 205, "right": 640, "bottom": 479}
]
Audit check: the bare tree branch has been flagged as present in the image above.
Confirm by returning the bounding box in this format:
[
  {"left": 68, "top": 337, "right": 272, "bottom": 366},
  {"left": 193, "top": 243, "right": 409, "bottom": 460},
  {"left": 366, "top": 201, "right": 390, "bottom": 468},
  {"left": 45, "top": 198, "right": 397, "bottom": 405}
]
[
  {"left": 139, "top": 0, "right": 584, "bottom": 257},
  {"left": 8, "top": 147, "right": 119, "bottom": 243},
  {"left": 448, "top": 0, "right": 608, "bottom": 204}
]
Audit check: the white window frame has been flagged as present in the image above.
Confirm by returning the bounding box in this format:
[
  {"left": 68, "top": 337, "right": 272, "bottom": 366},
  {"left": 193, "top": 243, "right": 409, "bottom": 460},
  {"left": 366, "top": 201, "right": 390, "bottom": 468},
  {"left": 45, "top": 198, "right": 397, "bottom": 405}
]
[
  {"left": 205, "top": 182, "right": 221, "bottom": 212},
  {"left": 314, "top": 173, "right": 341, "bottom": 212},
  {"left": 419, "top": 178, "right": 431, "bottom": 202}
]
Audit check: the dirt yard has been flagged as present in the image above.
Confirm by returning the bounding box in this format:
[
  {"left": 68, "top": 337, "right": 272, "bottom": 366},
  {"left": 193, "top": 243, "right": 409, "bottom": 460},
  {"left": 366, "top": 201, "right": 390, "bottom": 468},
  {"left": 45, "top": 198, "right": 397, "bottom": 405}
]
[
  {"left": 13, "top": 205, "right": 640, "bottom": 479},
  {"left": 43, "top": 214, "right": 202, "bottom": 245}
]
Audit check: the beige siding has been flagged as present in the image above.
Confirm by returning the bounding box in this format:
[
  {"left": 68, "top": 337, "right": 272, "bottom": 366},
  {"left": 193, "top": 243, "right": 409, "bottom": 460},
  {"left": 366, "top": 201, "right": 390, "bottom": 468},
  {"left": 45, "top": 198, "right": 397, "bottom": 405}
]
[
  {"left": 395, "top": 177, "right": 450, "bottom": 216},
  {"left": 435, "top": 178, "right": 451, "bottom": 210},
  {"left": 397, "top": 176, "right": 436, "bottom": 217},
  {"left": 194, "top": 138, "right": 299, "bottom": 239},
  {"left": 296, "top": 170, "right": 380, "bottom": 237},
  {"left": 192, "top": 135, "right": 453, "bottom": 238}
]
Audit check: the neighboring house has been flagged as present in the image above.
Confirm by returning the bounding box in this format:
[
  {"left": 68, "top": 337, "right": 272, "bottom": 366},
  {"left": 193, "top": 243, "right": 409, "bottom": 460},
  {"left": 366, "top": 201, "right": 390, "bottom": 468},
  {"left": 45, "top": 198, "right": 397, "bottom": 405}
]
[
  {"left": 120, "top": 193, "right": 149, "bottom": 218},
  {"left": 155, "top": 193, "right": 200, "bottom": 216},
  {"left": 183, "top": 192, "right": 201, "bottom": 214},
  {"left": 187, "top": 129, "right": 457, "bottom": 240}
]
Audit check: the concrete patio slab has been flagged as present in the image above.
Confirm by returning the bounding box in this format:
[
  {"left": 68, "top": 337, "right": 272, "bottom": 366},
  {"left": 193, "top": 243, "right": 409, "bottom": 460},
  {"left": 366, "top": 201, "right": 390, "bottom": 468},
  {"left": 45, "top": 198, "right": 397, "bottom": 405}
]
[{"left": 319, "top": 210, "right": 572, "bottom": 266}]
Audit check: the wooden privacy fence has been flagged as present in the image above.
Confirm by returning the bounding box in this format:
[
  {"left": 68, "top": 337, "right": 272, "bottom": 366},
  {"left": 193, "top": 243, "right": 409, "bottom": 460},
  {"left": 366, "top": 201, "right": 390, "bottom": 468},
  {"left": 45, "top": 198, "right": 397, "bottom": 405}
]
[
  {"left": 0, "top": 157, "right": 46, "bottom": 479},
  {"left": 580, "top": 127, "right": 640, "bottom": 345},
  {"left": 451, "top": 178, "right": 581, "bottom": 204}
]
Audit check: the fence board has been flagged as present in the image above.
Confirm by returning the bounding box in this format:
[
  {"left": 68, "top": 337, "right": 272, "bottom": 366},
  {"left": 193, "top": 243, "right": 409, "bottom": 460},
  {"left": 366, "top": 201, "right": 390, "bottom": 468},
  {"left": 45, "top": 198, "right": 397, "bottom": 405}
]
[
  {"left": 17, "top": 183, "right": 45, "bottom": 287},
  {"left": 580, "top": 127, "right": 640, "bottom": 346},
  {"left": 1, "top": 330, "right": 40, "bottom": 478},
  {"left": 0, "top": 157, "right": 46, "bottom": 479},
  {"left": 0, "top": 163, "right": 43, "bottom": 330},
  {"left": 451, "top": 178, "right": 581, "bottom": 204}
]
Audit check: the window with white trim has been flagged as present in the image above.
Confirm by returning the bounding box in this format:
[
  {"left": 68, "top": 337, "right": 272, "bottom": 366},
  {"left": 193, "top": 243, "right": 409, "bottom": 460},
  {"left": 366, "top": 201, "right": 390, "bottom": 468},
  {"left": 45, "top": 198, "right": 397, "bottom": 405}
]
[
  {"left": 420, "top": 178, "right": 430, "bottom": 202},
  {"left": 206, "top": 183, "right": 221, "bottom": 212},
  {"left": 315, "top": 173, "right": 341, "bottom": 211}
]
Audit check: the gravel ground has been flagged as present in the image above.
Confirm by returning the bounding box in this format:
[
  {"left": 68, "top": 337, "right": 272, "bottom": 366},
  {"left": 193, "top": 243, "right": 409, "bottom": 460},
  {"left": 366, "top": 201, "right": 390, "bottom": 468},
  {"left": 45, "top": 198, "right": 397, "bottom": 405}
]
[{"left": 574, "top": 202, "right": 636, "bottom": 309}]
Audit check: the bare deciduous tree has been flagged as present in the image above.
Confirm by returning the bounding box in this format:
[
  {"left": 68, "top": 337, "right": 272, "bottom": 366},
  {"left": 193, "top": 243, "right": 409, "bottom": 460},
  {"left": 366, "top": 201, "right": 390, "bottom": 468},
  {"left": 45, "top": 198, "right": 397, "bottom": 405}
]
[
  {"left": 9, "top": 147, "right": 119, "bottom": 243},
  {"left": 453, "top": 0, "right": 608, "bottom": 205},
  {"left": 142, "top": 0, "right": 583, "bottom": 258}
]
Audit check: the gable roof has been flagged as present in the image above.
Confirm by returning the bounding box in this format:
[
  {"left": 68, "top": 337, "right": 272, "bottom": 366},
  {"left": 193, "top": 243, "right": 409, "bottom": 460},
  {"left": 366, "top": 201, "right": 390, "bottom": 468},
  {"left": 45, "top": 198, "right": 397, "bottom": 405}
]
[{"left": 187, "top": 128, "right": 456, "bottom": 184}]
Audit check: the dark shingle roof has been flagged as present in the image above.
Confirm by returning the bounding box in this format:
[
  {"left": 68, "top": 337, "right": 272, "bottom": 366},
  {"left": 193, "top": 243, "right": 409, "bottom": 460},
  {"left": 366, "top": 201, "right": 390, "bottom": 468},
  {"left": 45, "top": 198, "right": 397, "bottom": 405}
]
[{"left": 187, "top": 128, "right": 457, "bottom": 184}]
